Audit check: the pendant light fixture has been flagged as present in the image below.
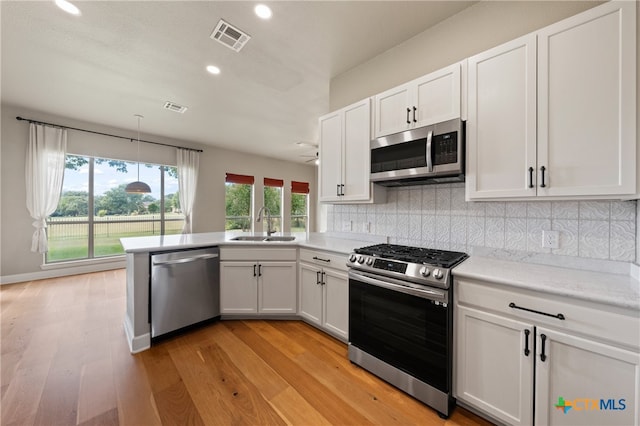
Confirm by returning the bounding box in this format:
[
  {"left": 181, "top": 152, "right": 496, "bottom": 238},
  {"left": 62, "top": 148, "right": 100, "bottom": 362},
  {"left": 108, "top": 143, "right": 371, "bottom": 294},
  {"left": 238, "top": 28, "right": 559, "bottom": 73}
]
[{"left": 125, "top": 114, "right": 151, "bottom": 194}]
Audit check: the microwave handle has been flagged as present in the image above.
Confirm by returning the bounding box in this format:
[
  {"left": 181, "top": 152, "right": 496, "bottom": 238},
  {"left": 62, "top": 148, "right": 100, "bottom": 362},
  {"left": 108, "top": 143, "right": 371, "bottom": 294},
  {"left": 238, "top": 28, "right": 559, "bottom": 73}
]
[{"left": 426, "top": 130, "right": 433, "bottom": 172}]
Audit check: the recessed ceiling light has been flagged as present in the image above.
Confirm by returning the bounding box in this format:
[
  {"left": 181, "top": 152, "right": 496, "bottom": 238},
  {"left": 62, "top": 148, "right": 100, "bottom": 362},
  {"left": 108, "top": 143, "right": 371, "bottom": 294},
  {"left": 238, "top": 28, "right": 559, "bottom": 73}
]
[
  {"left": 54, "top": 0, "right": 81, "bottom": 15},
  {"left": 254, "top": 4, "right": 272, "bottom": 20},
  {"left": 206, "top": 65, "right": 221, "bottom": 75}
]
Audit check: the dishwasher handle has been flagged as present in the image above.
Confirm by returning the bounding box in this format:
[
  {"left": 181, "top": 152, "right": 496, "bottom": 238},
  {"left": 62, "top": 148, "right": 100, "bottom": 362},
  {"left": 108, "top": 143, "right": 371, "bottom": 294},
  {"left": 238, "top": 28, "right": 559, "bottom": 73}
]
[{"left": 152, "top": 253, "right": 219, "bottom": 266}]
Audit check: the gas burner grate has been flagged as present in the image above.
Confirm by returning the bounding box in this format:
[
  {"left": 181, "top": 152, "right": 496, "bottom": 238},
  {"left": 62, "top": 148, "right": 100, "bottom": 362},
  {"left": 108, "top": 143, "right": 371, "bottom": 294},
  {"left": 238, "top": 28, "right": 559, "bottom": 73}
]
[{"left": 354, "top": 243, "right": 467, "bottom": 268}]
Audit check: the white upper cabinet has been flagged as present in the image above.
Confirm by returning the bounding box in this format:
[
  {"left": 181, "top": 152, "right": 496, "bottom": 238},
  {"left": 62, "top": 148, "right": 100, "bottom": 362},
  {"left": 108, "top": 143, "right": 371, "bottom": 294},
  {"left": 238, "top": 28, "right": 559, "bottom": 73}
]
[
  {"left": 537, "top": 0, "right": 636, "bottom": 197},
  {"left": 319, "top": 98, "right": 385, "bottom": 204},
  {"left": 374, "top": 63, "right": 461, "bottom": 138},
  {"left": 467, "top": 1, "right": 637, "bottom": 200},
  {"left": 466, "top": 34, "right": 537, "bottom": 199}
]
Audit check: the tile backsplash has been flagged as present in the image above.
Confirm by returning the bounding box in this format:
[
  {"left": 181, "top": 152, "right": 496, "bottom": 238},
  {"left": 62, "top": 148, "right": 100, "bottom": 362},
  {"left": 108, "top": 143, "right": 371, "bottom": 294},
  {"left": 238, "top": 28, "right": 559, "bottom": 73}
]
[{"left": 325, "top": 183, "right": 638, "bottom": 263}]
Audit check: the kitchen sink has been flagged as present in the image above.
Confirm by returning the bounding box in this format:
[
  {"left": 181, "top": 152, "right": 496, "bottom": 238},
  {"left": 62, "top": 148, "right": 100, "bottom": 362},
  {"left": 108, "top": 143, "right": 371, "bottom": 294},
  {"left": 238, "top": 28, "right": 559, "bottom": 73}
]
[
  {"left": 230, "top": 236, "right": 270, "bottom": 241},
  {"left": 230, "top": 236, "right": 296, "bottom": 242},
  {"left": 264, "top": 236, "right": 296, "bottom": 242}
]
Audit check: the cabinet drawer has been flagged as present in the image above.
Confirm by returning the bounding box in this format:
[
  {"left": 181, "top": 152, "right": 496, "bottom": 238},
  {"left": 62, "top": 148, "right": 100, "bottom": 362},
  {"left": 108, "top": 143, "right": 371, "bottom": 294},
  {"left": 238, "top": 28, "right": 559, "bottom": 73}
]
[
  {"left": 299, "top": 249, "right": 348, "bottom": 272},
  {"left": 456, "top": 278, "right": 639, "bottom": 350},
  {"left": 220, "top": 247, "right": 296, "bottom": 261}
]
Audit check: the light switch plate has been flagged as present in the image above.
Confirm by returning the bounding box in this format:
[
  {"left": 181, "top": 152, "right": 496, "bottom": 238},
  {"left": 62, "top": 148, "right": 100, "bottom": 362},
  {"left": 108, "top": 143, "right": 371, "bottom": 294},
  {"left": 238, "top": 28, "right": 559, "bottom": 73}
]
[{"left": 542, "top": 230, "right": 559, "bottom": 249}]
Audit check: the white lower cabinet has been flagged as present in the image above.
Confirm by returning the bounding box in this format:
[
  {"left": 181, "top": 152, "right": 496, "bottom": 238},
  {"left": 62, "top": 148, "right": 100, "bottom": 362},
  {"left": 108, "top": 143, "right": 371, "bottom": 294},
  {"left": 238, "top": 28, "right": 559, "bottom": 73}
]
[
  {"left": 455, "top": 278, "right": 639, "bottom": 426},
  {"left": 220, "top": 248, "right": 297, "bottom": 315},
  {"left": 298, "top": 249, "right": 349, "bottom": 342},
  {"left": 534, "top": 327, "right": 639, "bottom": 426},
  {"left": 456, "top": 305, "right": 534, "bottom": 425}
]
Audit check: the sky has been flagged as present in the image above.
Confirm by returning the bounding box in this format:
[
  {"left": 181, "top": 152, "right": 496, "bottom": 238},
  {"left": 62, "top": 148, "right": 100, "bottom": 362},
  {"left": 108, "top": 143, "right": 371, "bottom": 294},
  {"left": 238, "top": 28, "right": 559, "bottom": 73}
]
[{"left": 63, "top": 161, "right": 179, "bottom": 200}]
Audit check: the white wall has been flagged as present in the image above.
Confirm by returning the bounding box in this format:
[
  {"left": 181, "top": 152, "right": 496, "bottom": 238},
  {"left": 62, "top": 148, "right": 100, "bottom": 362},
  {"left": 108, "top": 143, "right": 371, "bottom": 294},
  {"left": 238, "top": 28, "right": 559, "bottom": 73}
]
[
  {"left": 0, "top": 103, "right": 316, "bottom": 279},
  {"left": 329, "top": 1, "right": 602, "bottom": 110}
]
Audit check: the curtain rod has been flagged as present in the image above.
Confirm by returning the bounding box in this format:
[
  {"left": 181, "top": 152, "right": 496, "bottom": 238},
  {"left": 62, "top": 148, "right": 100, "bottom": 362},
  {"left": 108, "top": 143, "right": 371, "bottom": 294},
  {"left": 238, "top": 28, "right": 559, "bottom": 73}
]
[{"left": 15, "top": 116, "right": 204, "bottom": 153}]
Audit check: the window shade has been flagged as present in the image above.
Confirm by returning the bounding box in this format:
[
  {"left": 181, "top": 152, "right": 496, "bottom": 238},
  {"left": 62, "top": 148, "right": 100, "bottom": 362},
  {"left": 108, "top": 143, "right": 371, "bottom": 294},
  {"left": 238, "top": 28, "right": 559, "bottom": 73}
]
[
  {"left": 226, "top": 173, "right": 254, "bottom": 185},
  {"left": 291, "top": 181, "right": 310, "bottom": 194},
  {"left": 264, "top": 177, "right": 284, "bottom": 187}
]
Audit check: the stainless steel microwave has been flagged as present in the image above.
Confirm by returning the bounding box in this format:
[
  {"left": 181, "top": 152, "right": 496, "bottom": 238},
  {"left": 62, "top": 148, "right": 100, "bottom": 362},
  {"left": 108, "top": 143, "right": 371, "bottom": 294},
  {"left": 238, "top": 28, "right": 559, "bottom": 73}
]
[{"left": 370, "top": 118, "right": 464, "bottom": 186}]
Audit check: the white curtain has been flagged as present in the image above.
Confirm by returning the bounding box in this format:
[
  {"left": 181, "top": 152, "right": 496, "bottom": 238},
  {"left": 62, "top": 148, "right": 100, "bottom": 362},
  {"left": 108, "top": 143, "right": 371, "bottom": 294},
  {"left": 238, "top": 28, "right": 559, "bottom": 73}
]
[
  {"left": 177, "top": 148, "right": 200, "bottom": 234},
  {"left": 25, "top": 123, "right": 67, "bottom": 253}
]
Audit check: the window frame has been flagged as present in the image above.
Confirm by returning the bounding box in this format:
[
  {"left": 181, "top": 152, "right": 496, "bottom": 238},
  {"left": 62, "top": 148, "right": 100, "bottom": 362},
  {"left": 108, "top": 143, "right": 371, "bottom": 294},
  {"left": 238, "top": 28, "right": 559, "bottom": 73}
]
[{"left": 45, "top": 155, "right": 183, "bottom": 264}]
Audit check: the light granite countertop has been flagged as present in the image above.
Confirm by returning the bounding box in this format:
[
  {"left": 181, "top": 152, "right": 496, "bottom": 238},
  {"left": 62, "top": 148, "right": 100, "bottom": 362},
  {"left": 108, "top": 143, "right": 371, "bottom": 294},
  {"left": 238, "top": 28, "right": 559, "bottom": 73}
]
[
  {"left": 453, "top": 256, "right": 640, "bottom": 311},
  {"left": 120, "top": 231, "right": 385, "bottom": 255}
]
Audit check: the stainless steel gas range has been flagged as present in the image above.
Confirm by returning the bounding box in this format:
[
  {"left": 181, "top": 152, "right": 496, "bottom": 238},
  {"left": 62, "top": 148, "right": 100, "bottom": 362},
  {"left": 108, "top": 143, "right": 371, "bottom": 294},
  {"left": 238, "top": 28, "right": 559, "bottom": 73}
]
[{"left": 347, "top": 243, "right": 468, "bottom": 418}]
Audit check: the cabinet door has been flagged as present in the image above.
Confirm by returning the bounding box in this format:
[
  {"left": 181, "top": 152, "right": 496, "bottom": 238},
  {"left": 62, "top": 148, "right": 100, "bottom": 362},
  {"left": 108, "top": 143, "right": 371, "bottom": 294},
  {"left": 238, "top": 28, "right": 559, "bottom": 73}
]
[
  {"left": 220, "top": 261, "right": 257, "bottom": 314},
  {"left": 322, "top": 268, "right": 349, "bottom": 342},
  {"left": 413, "top": 63, "right": 461, "bottom": 128},
  {"left": 298, "top": 262, "right": 323, "bottom": 326},
  {"left": 374, "top": 82, "right": 412, "bottom": 137},
  {"left": 535, "top": 327, "right": 639, "bottom": 426},
  {"left": 342, "top": 98, "right": 371, "bottom": 201},
  {"left": 258, "top": 261, "right": 297, "bottom": 314},
  {"left": 466, "top": 34, "right": 537, "bottom": 199},
  {"left": 537, "top": 1, "right": 636, "bottom": 197},
  {"left": 455, "top": 305, "right": 534, "bottom": 425},
  {"left": 318, "top": 111, "right": 343, "bottom": 202}
]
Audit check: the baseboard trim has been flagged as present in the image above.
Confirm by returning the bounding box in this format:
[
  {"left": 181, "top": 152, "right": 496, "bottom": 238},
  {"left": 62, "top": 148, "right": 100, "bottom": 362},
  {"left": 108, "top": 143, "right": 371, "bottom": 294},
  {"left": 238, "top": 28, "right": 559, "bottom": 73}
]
[
  {"left": 0, "top": 260, "right": 126, "bottom": 285},
  {"left": 124, "top": 316, "right": 150, "bottom": 354}
]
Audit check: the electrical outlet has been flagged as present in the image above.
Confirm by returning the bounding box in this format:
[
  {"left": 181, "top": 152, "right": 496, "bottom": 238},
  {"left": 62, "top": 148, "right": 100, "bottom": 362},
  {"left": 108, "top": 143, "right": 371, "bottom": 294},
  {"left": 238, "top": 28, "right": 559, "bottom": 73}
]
[
  {"left": 542, "top": 230, "right": 559, "bottom": 249},
  {"left": 342, "top": 220, "right": 352, "bottom": 232},
  {"left": 365, "top": 222, "right": 371, "bottom": 233}
]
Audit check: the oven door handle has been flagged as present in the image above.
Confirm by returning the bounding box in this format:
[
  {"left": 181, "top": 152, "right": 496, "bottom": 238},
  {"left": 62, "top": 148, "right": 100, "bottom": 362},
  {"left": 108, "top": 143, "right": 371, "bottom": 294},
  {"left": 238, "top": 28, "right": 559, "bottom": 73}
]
[{"left": 348, "top": 270, "right": 447, "bottom": 303}]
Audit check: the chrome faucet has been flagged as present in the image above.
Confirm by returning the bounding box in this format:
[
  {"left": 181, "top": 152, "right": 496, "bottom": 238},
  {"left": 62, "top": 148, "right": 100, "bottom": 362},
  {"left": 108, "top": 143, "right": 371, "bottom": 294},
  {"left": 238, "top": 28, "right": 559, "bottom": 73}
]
[{"left": 256, "top": 206, "right": 275, "bottom": 236}]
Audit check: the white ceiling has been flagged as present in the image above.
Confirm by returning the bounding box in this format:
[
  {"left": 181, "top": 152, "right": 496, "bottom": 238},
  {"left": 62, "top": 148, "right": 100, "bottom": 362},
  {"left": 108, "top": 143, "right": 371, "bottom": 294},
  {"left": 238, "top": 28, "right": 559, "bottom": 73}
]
[{"left": 1, "top": 1, "right": 474, "bottom": 164}]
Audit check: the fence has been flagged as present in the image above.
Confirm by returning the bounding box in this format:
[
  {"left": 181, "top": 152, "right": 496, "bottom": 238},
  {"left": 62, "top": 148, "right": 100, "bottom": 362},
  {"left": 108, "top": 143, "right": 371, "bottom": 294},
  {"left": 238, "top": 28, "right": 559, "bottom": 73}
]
[
  {"left": 47, "top": 215, "right": 185, "bottom": 240},
  {"left": 46, "top": 215, "right": 185, "bottom": 262}
]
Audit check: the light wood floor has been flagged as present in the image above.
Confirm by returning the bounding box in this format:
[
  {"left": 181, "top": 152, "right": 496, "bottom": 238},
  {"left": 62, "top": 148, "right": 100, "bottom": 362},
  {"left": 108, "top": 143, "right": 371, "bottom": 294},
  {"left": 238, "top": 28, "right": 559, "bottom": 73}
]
[{"left": 1, "top": 269, "right": 493, "bottom": 426}]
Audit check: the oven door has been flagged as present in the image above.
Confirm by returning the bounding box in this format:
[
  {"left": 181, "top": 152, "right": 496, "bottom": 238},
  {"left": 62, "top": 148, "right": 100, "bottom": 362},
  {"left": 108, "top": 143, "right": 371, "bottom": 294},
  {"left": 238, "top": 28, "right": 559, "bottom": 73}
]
[{"left": 348, "top": 270, "right": 451, "bottom": 393}]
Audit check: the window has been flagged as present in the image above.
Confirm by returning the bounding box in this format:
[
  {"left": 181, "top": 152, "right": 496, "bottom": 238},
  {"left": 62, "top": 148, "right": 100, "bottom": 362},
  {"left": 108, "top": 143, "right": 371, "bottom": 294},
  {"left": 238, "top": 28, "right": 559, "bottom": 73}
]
[
  {"left": 263, "top": 178, "right": 283, "bottom": 233},
  {"left": 225, "top": 173, "right": 254, "bottom": 232},
  {"left": 291, "top": 181, "right": 309, "bottom": 232},
  {"left": 46, "top": 155, "right": 184, "bottom": 263}
]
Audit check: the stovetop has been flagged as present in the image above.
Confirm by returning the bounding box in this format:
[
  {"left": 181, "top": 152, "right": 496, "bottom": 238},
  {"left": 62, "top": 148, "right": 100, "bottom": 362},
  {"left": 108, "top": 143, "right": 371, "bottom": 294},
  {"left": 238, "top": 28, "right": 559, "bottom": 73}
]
[
  {"left": 348, "top": 243, "right": 468, "bottom": 289},
  {"left": 354, "top": 243, "right": 467, "bottom": 268}
]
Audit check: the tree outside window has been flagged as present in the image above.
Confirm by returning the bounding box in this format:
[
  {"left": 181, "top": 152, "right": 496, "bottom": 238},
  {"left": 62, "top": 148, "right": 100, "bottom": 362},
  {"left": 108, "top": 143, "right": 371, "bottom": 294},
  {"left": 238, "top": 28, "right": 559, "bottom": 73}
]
[
  {"left": 291, "top": 181, "right": 309, "bottom": 232},
  {"left": 263, "top": 178, "right": 283, "bottom": 233}
]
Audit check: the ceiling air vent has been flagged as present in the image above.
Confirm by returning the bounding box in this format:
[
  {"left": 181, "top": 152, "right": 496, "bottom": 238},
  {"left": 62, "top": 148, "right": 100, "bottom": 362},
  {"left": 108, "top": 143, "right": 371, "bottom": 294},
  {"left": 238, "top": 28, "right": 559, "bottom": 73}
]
[
  {"left": 210, "top": 19, "right": 251, "bottom": 52},
  {"left": 163, "top": 101, "right": 188, "bottom": 114}
]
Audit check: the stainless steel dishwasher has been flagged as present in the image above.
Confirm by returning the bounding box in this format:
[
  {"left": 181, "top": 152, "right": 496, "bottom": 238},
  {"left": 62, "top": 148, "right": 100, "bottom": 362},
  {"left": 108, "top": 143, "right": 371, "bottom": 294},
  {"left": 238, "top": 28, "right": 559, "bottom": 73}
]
[{"left": 150, "top": 246, "right": 220, "bottom": 338}]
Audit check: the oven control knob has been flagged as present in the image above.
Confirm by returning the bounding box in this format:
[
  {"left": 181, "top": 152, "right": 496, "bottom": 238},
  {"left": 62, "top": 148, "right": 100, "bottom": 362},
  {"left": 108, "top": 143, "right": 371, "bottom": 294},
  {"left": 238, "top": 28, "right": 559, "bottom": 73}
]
[
  {"left": 365, "top": 257, "right": 374, "bottom": 266},
  {"left": 357, "top": 255, "right": 365, "bottom": 264},
  {"left": 433, "top": 269, "right": 444, "bottom": 280},
  {"left": 348, "top": 254, "right": 357, "bottom": 263},
  {"left": 419, "top": 266, "right": 430, "bottom": 277}
]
